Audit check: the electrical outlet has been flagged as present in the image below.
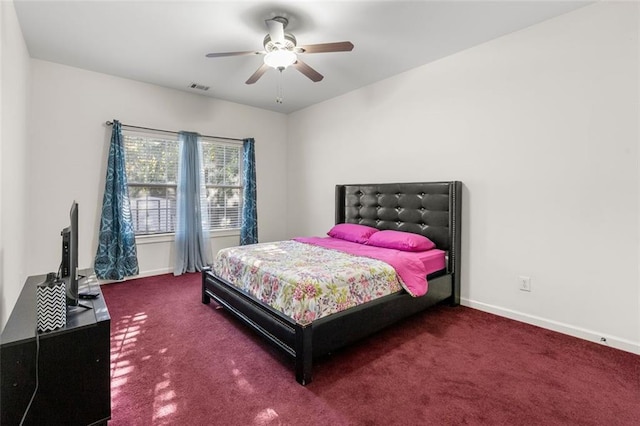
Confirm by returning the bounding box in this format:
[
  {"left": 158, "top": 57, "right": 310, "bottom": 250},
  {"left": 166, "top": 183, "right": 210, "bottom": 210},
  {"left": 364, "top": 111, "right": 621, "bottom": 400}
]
[{"left": 518, "top": 276, "right": 531, "bottom": 292}]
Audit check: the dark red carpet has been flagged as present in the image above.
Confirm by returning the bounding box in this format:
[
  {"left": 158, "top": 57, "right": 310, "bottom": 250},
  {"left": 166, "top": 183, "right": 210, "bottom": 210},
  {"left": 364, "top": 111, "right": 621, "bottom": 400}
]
[{"left": 101, "top": 273, "right": 639, "bottom": 425}]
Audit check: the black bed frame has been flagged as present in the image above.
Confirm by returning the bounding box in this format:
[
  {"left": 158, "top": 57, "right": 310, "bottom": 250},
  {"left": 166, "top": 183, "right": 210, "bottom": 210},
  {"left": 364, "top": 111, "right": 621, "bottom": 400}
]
[{"left": 202, "top": 181, "right": 462, "bottom": 385}]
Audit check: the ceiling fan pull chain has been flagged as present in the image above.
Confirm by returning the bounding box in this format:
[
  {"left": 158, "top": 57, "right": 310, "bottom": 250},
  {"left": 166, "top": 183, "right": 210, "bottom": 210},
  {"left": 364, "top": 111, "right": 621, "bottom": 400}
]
[{"left": 276, "top": 68, "right": 284, "bottom": 104}]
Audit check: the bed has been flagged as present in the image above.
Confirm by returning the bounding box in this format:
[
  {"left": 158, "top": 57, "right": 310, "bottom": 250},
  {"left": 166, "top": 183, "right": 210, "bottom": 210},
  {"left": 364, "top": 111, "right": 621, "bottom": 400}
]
[{"left": 202, "top": 181, "right": 462, "bottom": 385}]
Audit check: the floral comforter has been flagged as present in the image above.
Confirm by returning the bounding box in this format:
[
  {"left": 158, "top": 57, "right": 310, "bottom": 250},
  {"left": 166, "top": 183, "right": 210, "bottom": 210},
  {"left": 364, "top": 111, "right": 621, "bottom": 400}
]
[{"left": 212, "top": 240, "right": 404, "bottom": 325}]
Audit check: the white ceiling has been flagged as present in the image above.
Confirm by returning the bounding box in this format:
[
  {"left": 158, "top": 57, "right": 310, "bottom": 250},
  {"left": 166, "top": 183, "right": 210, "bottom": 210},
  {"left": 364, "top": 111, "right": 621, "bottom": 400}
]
[{"left": 14, "top": 0, "right": 591, "bottom": 114}]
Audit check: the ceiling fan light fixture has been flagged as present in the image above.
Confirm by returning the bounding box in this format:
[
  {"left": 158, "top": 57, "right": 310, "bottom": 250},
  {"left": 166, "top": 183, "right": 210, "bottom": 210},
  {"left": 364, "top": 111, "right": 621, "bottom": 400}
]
[{"left": 264, "top": 49, "right": 297, "bottom": 69}]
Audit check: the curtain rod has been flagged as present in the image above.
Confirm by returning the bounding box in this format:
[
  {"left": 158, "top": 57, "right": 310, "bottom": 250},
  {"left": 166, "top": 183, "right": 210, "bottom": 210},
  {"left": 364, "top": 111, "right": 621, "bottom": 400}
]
[{"left": 105, "top": 121, "right": 244, "bottom": 142}]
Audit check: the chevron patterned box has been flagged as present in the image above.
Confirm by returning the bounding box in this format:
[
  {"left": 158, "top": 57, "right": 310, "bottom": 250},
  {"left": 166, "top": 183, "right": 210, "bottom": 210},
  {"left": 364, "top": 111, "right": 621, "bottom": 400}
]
[{"left": 37, "top": 280, "right": 66, "bottom": 332}]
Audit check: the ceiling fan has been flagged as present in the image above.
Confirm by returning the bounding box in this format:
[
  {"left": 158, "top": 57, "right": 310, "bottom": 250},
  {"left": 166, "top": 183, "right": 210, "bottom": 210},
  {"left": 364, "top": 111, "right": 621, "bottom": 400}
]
[{"left": 205, "top": 16, "right": 354, "bottom": 84}]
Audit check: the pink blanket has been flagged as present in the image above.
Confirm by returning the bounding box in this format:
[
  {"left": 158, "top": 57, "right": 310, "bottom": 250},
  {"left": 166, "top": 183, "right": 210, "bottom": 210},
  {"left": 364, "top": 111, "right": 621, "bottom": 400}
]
[{"left": 293, "top": 236, "right": 433, "bottom": 296}]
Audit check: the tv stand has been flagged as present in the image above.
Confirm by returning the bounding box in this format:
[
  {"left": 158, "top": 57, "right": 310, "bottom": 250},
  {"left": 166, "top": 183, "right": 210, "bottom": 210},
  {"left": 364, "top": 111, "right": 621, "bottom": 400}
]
[{"left": 1, "top": 270, "right": 110, "bottom": 425}]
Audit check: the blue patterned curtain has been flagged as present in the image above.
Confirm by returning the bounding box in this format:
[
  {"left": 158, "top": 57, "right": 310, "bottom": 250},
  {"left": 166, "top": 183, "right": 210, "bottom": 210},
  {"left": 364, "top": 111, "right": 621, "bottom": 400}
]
[
  {"left": 174, "top": 131, "right": 211, "bottom": 275},
  {"left": 240, "top": 138, "right": 258, "bottom": 245},
  {"left": 94, "top": 120, "right": 139, "bottom": 280}
]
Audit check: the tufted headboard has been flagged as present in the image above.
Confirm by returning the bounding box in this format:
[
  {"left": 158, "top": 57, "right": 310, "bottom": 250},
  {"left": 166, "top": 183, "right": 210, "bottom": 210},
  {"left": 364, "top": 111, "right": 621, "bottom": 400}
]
[{"left": 335, "top": 182, "right": 462, "bottom": 301}]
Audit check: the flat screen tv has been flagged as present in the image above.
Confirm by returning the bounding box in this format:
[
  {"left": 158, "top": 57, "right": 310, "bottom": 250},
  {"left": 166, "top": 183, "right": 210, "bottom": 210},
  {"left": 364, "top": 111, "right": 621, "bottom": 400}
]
[{"left": 61, "top": 201, "right": 79, "bottom": 306}]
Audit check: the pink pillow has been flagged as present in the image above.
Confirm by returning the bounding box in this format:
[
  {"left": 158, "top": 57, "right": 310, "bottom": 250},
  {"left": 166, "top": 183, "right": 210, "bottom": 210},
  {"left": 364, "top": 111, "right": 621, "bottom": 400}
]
[
  {"left": 366, "top": 230, "right": 436, "bottom": 252},
  {"left": 327, "top": 223, "right": 379, "bottom": 244}
]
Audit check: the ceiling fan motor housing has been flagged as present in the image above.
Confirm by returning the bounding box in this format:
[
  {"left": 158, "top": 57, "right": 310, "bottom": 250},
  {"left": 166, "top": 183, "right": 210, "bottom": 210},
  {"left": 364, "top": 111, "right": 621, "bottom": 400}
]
[{"left": 263, "top": 33, "right": 297, "bottom": 52}]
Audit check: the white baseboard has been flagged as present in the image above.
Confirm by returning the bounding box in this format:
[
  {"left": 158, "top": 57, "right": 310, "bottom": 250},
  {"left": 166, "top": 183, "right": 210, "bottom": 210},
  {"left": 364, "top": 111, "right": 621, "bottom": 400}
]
[
  {"left": 135, "top": 268, "right": 173, "bottom": 278},
  {"left": 461, "top": 298, "right": 640, "bottom": 355},
  {"left": 97, "top": 267, "right": 173, "bottom": 285}
]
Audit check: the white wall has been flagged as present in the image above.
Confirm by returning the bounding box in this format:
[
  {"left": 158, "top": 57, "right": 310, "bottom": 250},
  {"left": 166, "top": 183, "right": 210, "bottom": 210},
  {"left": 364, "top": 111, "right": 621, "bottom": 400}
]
[
  {"left": 287, "top": 2, "right": 640, "bottom": 353},
  {"left": 27, "top": 60, "right": 288, "bottom": 278},
  {"left": 1, "top": 0, "right": 31, "bottom": 329}
]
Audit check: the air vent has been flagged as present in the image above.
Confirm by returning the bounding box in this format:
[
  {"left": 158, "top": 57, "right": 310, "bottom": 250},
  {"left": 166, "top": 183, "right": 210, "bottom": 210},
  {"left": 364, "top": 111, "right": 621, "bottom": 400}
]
[{"left": 189, "top": 83, "right": 210, "bottom": 91}]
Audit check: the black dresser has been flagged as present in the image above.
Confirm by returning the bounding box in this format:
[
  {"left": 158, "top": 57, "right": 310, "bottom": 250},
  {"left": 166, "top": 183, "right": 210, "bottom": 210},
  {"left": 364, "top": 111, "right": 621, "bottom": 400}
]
[{"left": 1, "top": 271, "right": 110, "bottom": 425}]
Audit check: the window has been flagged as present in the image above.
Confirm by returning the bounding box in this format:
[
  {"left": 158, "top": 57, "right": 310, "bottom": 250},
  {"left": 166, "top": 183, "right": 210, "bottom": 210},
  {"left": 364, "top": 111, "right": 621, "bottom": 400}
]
[
  {"left": 202, "top": 142, "right": 243, "bottom": 230},
  {"left": 123, "top": 133, "right": 178, "bottom": 234},
  {"left": 123, "top": 131, "right": 243, "bottom": 235}
]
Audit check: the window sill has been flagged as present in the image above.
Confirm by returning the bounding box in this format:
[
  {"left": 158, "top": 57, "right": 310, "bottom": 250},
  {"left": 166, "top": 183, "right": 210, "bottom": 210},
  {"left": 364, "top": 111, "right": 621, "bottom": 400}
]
[{"left": 135, "top": 229, "right": 240, "bottom": 245}]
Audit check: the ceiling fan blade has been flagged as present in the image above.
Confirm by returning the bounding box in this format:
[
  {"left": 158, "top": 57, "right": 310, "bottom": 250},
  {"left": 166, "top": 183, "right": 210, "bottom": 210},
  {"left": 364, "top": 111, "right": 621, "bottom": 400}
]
[
  {"left": 292, "top": 59, "right": 324, "bottom": 82},
  {"left": 265, "top": 18, "right": 285, "bottom": 45},
  {"left": 296, "top": 41, "right": 354, "bottom": 54},
  {"left": 245, "top": 63, "right": 270, "bottom": 85},
  {"left": 206, "top": 51, "right": 263, "bottom": 58}
]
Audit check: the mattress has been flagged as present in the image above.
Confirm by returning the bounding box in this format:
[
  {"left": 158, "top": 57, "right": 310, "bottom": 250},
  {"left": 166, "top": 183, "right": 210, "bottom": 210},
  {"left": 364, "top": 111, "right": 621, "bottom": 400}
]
[
  {"left": 413, "top": 248, "right": 447, "bottom": 275},
  {"left": 212, "top": 239, "right": 445, "bottom": 325}
]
